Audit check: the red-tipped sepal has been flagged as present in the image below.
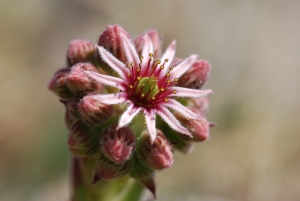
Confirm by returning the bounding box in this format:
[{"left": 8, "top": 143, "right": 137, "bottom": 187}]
[
  {"left": 68, "top": 120, "right": 99, "bottom": 157},
  {"left": 101, "top": 124, "right": 135, "bottom": 164},
  {"left": 78, "top": 94, "right": 114, "bottom": 126},
  {"left": 134, "top": 29, "right": 162, "bottom": 56},
  {"left": 67, "top": 39, "right": 97, "bottom": 67},
  {"left": 98, "top": 24, "right": 130, "bottom": 64},
  {"left": 137, "top": 130, "right": 173, "bottom": 170},
  {"left": 178, "top": 59, "right": 211, "bottom": 89},
  {"left": 66, "top": 63, "right": 103, "bottom": 97},
  {"left": 48, "top": 68, "right": 73, "bottom": 99},
  {"left": 188, "top": 97, "right": 210, "bottom": 116},
  {"left": 177, "top": 107, "right": 210, "bottom": 142},
  {"left": 92, "top": 154, "right": 132, "bottom": 182},
  {"left": 60, "top": 98, "right": 80, "bottom": 129}
]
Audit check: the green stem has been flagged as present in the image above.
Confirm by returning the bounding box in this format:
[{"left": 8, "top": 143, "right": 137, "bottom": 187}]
[
  {"left": 71, "top": 157, "right": 137, "bottom": 201},
  {"left": 119, "top": 180, "right": 144, "bottom": 201}
]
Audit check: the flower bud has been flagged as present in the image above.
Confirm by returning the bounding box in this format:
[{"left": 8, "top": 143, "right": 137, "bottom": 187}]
[
  {"left": 48, "top": 68, "right": 73, "bottom": 98},
  {"left": 78, "top": 94, "right": 114, "bottom": 126},
  {"left": 137, "top": 130, "right": 173, "bottom": 170},
  {"left": 67, "top": 39, "right": 97, "bottom": 67},
  {"left": 188, "top": 97, "right": 210, "bottom": 116},
  {"left": 60, "top": 98, "right": 80, "bottom": 128},
  {"left": 178, "top": 59, "right": 211, "bottom": 89},
  {"left": 92, "top": 154, "right": 132, "bottom": 182},
  {"left": 186, "top": 118, "right": 210, "bottom": 141},
  {"left": 101, "top": 124, "right": 135, "bottom": 164},
  {"left": 98, "top": 24, "right": 130, "bottom": 64},
  {"left": 68, "top": 120, "right": 99, "bottom": 157},
  {"left": 66, "top": 63, "right": 103, "bottom": 96},
  {"left": 177, "top": 107, "right": 210, "bottom": 142},
  {"left": 134, "top": 29, "right": 162, "bottom": 56}
]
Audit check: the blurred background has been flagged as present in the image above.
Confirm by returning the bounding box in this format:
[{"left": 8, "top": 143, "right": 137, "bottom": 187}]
[{"left": 1, "top": 0, "right": 300, "bottom": 200}]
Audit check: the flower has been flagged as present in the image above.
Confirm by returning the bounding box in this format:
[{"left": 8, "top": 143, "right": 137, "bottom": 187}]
[{"left": 85, "top": 32, "right": 212, "bottom": 142}]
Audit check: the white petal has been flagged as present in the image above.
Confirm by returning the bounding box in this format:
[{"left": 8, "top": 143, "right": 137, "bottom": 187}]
[
  {"left": 162, "top": 99, "right": 204, "bottom": 120},
  {"left": 91, "top": 93, "right": 126, "bottom": 105},
  {"left": 145, "top": 110, "right": 156, "bottom": 143},
  {"left": 117, "top": 104, "right": 141, "bottom": 128},
  {"left": 160, "top": 40, "right": 176, "bottom": 73},
  {"left": 98, "top": 46, "right": 129, "bottom": 81},
  {"left": 140, "top": 35, "right": 153, "bottom": 76},
  {"left": 170, "top": 54, "right": 197, "bottom": 80},
  {"left": 156, "top": 106, "right": 192, "bottom": 137},
  {"left": 120, "top": 33, "right": 140, "bottom": 67},
  {"left": 169, "top": 87, "right": 212, "bottom": 98},
  {"left": 85, "top": 71, "right": 125, "bottom": 90}
]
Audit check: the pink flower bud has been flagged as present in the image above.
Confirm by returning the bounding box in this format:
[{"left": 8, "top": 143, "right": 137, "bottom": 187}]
[
  {"left": 101, "top": 124, "right": 135, "bottom": 164},
  {"left": 189, "top": 97, "right": 210, "bottom": 116},
  {"left": 48, "top": 68, "right": 73, "bottom": 98},
  {"left": 68, "top": 120, "right": 99, "bottom": 157},
  {"left": 78, "top": 94, "right": 114, "bottom": 126},
  {"left": 67, "top": 39, "right": 97, "bottom": 67},
  {"left": 98, "top": 24, "right": 130, "bottom": 64},
  {"left": 177, "top": 107, "right": 210, "bottom": 142},
  {"left": 137, "top": 130, "right": 173, "bottom": 170},
  {"left": 60, "top": 98, "right": 80, "bottom": 129},
  {"left": 186, "top": 118, "right": 210, "bottom": 141},
  {"left": 66, "top": 63, "right": 103, "bottom": 96},
  {"left": 178, "top": 59, "right": 211, "bottom": 89},
  {"left": 92, "top": 154, "right": 132, "bottom": 182},
  {"left": 134, "top": 29, "right": 162, "bottom": 56}
]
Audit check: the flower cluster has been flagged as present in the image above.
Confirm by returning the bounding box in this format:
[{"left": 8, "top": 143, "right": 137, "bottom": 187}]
[{"left": 48, "top": 24, "right": 213, "bottom": 198}]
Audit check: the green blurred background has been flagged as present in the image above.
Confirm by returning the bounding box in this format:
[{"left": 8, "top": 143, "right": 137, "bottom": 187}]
[{"left": 1, "top": 0, "right": 300, "bottom": 200}]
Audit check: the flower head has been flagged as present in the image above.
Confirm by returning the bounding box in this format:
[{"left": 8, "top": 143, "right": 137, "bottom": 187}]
[
  {"left": 48, "top": 25, "right": 214, "bottom": 199},
  {"left": 86, "top": 32, "right": 212, "bottom": 142}
]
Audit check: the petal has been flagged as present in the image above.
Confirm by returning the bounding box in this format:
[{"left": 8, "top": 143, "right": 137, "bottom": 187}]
[
  {"left": 162, "top": 99, "right": 205, "bottom": 120},
  {"left": 91, "top": 93, "right": 126, "bottom": 105},
  {"left": 156, "top": 106, "right": 192, "bottom": 137},
  {"left": 98, "top": 46, "right": 129, "bottom": 81},
  {"left": 117, "top": 104, "right": 141, "bottom": 128},
  {"left": 120, "top": 33, "right": 140, "bottom": 67},
  {"left": 170, "top": 54, "right": 197, "bottom": 80},
  {"left": 145, "top": 110, "right": 156, "bottom": 143},
  {"left": 160, "top": 40, "right": 176, "bottom": 74},
  {"left": 169, "top": 87, "right": 212, "bottom": 98},
  {"left": 140, "top": 35, "right": 154, "bottom": 76},
  {"left": 85, "top": 71, "right": 125, "bottom": 90}
]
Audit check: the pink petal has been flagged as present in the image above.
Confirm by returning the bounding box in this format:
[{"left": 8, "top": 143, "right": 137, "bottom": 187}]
[
  {"left": 85, "top": 71, "right": 125, "bottom": 90},
  {"left": 162, "top": 99, "right": 205, "bottom": 120},
  {"left": 120, "top": 33, "right": 140, "bottom": 67},
  {"left": 98, "top": 46, "right": 129, "bottom": 81},
  {"left": 140, "top": 35, "right": 154, "bottom": 76},
  {"left": 117, "top": 104, "right": 141, "bottom": 128},
  {"left": 145, "top": 110, "right": 156, "bottom": 143},
  {"left": 156, "top": 106, "right": 192, "bottom": 137},
  {"left": 169, "top": 87, "right": 212, "bottom": 98},
  {"left": 160, "top": 40, "right": 176, "bottom": 74},
  {"left": 91, "top": 93, "right": 126, "bottom": 105},
  {"left": 170, "top": 54, "right": 197, "bottom": 80}
]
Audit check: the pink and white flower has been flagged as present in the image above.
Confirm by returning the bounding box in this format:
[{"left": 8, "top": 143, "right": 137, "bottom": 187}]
[{"left": 85, "top": 32, "right": 212, "bottom": 142}]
